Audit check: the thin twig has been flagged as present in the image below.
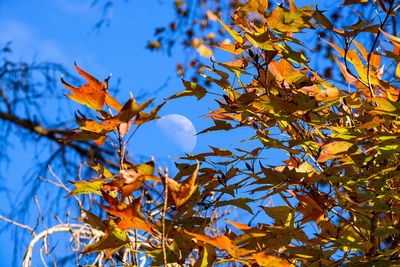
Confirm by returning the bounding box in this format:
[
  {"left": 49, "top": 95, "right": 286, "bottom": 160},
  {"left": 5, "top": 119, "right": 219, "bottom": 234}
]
[
  {"left": 367, "top": 0, "right": 395, "bottom": 97},
  {"left": 22, "top": 224, "right": 103, "bottom": 267},
  {"left": 161, "top": 167, "right": 169, "bottom": 266},
  {"left": 0, "top": 214, "right": 36, "bottom": 236}
]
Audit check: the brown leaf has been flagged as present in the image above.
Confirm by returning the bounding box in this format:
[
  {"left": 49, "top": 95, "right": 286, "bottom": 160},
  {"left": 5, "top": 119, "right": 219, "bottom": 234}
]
[
  {"left": 103, "top": 157, "right": 156, "bottom": 199},
  {"left": 161, "top": 161, "right": 200, "bottom": 207}
]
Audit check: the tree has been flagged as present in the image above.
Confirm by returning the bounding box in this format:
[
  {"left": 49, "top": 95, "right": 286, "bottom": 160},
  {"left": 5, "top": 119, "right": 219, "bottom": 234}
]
[{"left": 4, "top": 0, "right": 400, "bottom": 265}]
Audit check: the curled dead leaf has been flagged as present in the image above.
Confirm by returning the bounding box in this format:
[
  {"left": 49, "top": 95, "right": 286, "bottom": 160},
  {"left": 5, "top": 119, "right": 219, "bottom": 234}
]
[{"left": 159, "top": 160, "right": 200, "bottom": 207}]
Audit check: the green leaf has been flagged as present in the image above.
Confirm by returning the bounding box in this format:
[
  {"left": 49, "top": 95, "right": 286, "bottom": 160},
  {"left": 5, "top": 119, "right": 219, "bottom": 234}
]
[
  {"left": 149, "top": 242, "right": 181, "bottom": 266},
  {"left": 198, "top": 119, "right": 233, "bottom": 134},
  {"left": 312, "top": 8, "right": 333, "bottom": 30},
  {"left": 85, "top": 162, "right": 113, "bottom": 179},
  {"left": 81, "top": 222, "right": 129, "bottom": 254},
  {"left": 168, "top": 79, "right": 207, "bottom": 100},
  {"left": 77, "top": 210, "right": 106, "bottom": 232},
  {"left": 66, "top": 178, "right": 108, "bottom": 197},
  {"left": 194, "top": 244, "right": 216, "bottom": 267},
  {"left": 263, "top": 206, "right": 292, "bottom": 226}
]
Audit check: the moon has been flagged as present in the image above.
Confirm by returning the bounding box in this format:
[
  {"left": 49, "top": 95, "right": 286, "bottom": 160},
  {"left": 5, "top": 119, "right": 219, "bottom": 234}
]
[{"left": 156, "top": 114, "right": 197, "bottom": 153}]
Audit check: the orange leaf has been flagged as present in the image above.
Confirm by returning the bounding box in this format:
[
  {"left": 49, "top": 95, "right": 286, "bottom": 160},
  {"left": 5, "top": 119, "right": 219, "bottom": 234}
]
[
  {"left": 334, "top": 58, "right": 357, "bottom": 85},
  {"left": 317, "top": 141, "right": 353, "bottom": 162},
  {"left": 118, "top": 217, "right": 156, "bottom": 234},
  {"left": 98, "top": 192, "right": 142, "bottom": 218},
  {"left": 226, "top": 220, "right": 252, "bottom": 230},
  {"left": 352, "top": 39, "right": 368, "bottom": 60},
  {"left": 105, "top": 94, "right": 123, "bottom": 111},
  {"left": 61, "top": 64, "right": 112, "bottom": 110},
  {"left": 185, "top": 231, "right": 251, "bottom": 258},
  {"left": 75, "top": 112, "right": 118, "bottom": 134}
]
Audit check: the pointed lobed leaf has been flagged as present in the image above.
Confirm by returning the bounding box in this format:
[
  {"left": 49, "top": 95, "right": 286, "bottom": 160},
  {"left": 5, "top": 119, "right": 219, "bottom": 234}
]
[
  {"left": 61, "top": 64, "right": 110, "bottom": 110},
  {"left": 134, "top": 101, "right": 166, "bottom": 125},
  {"left": 239, "top": 0, "right": 268, "bottom": 19},
  {"left": 85, "top": 162, "right": 114, "bottom": 179},
  {"left": 168, "top": 79, "right": 207, "bottom": 100},
  {"left": 63, "top": 131, "right": 107, "bottom": 146},
  {"left": 185, "top": 231, "right": 252, "bottom": 258},
  {"left": 77, "top": 210, "right": 106, "bottom": 232},
  {"left": 162, "top": 161, "right": 200, "bottom": 207},
  {"left": 81, "top": 221, "right": 129, "bottom": 254},
  {"left": 66, "top": 178, "right": 108, "bottom": 197}
]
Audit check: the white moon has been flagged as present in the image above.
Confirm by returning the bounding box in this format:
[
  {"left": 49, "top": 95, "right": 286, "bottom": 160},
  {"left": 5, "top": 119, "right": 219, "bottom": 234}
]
[{"left": 156, "top": 114, "right": 197, "bottom": 153}]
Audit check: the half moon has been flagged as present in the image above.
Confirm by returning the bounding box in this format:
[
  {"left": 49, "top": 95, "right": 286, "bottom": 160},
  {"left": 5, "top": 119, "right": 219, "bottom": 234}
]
[{"left": 156, "top": 114, "right": 197, "bottom": 153}]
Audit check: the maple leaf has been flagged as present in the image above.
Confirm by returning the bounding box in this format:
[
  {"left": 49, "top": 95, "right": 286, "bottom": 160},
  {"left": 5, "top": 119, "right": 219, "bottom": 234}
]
[
  {"left": 81, "top": 220, "right": 129, "bottom": 254},
  {"left": 239, "top": 0, "right": 268, "bottom": 19},
  {"left": 77, "top": 209, "right": 106, "bottom": 232},
  {"left": 66, "top": 178, "right": 108, "bottom": 197},
  {"left": 185, "top": 230, "right": 251, "bottom": 258},
  {"left": 61, "top": 63, "right": 122, "bottom": 111},
  {"left": 160, "top": 160, "right": 200, "bottom": 207},
  {"left": 98, "top": 192, "right": 156, "bottom": 234}
]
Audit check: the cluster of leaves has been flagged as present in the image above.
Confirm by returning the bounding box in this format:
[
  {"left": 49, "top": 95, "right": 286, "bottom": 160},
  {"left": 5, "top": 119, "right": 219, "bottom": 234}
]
[
  {"left": 60, "top": 65, "right": 292, "bottom": 265},
  {"left": 169, "top": 0, "right": 400, "bottom": 265},
  {"left": 55, "top": 0, "right": 400, "bottom": 266},
  {"left": 94, "top": 0, "right": 396, "bottom": 88}
]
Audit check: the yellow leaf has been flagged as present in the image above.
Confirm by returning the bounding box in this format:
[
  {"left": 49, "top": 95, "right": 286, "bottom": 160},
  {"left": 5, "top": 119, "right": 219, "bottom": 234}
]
[
  {"left": 252, "top": 251, "right": 292, "bottom": 267},
  {"left": 240, "top": 0, "right": 268, "bottom": 19}
]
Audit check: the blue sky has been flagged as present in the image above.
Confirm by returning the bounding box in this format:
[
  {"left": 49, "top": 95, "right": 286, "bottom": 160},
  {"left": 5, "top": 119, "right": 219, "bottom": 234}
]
[{"left": 0, "top": 0, "right": 339, "bottom": 265}]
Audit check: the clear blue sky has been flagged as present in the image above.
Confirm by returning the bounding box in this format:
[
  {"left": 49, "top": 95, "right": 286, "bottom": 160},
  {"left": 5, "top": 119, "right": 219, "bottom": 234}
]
[{"left": 0, "top": 0, "right": 336, "bottom": 265}]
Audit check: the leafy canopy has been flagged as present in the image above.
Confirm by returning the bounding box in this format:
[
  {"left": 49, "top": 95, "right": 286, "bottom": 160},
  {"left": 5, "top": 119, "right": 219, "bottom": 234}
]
[{"left": 52, "top": 0, "right": 400, "bottom": 265}]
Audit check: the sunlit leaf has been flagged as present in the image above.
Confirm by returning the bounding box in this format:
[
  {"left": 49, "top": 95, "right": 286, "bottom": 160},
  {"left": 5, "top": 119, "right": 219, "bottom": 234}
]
[
  {"left": 185, "top": 231, "right": 252, "bottom": 258},
  {"left": 81, "top": 220, "right": 129, "bottom": 254},
  {"left": 66, "top": 178, "right": 108, "bottom": 197},
  {"left": 61, "top": 64, "right": 109, "bottom": 110},
  {"left": 168, "top": 79, "right": 207, "bottom": 100},
  {"left": 252, "top": 251, "right": 292, "bottom": 267},
  {"left": 240, "top": 0, "right": 268, "bottom": 19}
]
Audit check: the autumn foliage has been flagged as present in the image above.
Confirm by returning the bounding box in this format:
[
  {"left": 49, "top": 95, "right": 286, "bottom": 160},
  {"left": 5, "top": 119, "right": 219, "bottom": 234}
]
[{"left": 41, "top": 0, "right": 400, "bottom": 265}]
